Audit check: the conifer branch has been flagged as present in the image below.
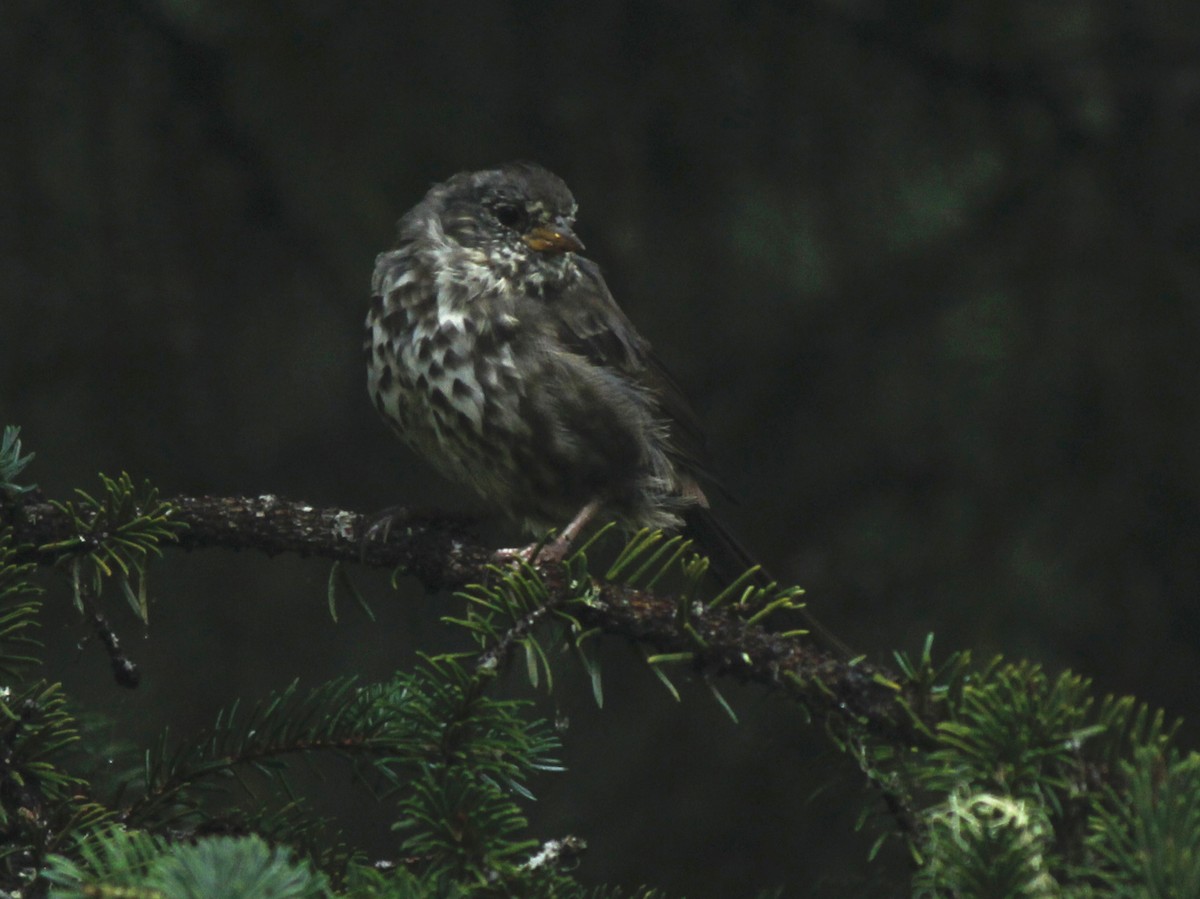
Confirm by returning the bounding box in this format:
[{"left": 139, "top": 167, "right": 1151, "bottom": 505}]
[
  {"left": 4, "top": 486, "right": 1198, "bottom": 892},
  {"left": 9, "top": 494, "right": 490, "bottom": 591},
  {"left": 1, "top": 492, "right": 927, "bottom": 746}
]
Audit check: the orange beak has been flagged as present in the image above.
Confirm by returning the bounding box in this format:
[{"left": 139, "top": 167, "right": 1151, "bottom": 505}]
[{"left": 522, "top": 220, "right": 584, "bottom": 255}]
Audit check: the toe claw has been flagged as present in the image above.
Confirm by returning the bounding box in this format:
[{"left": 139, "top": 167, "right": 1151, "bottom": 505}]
[
  {"left": 492, "top": 534, "right": 572, "bottom": 570},
  {"left": 359, "top": 505, "right": 410, "bottom": 559}
]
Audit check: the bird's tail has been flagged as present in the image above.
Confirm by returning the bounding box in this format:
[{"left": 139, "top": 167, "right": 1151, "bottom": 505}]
[
  {"left": 681, "top": 506, "right": 769, "bottom": 588},
  {"left": 682, "top": 507, "right": 851, "bottom": 658}
]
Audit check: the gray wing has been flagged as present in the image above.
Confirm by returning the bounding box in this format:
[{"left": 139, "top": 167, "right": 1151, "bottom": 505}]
[{"left": 546, "top": 256, "right": 716, "bottom": 486}]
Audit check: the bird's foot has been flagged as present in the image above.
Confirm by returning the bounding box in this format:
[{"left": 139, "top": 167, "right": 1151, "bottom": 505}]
[
  {"left": 491, "top": 499, "right": 602, "bottom": 571},
  {"left": 358, "top": 505, "right": 412, "bottom": 559},
  {"left": 491, "top": 533, "right": 574, "bottom": 570}
]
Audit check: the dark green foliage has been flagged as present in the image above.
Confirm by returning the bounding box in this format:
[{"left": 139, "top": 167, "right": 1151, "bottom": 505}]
[
  {"left": 342, "top": 864, "right": 470, "bottom": 899},
  {"left": 41, "top": 472, "right": 184, "bottom": 621},
  {"left": 0, "top": 527, "right": 41, "bottom": 680},
  {"left": 41, "top": 826, "right": 168, "bottom": 897},
  {"left": 127, "top": 677, "right": 399, "bottom": 827},
  {"left": 0, "top": 461, "right": 587, "bottom": 894},
  {"left": 0, "top": 426, "right": 36, "bottom": 496},
  {"left": 44, "top": 831, "right": 330, "bottom": 899},
  {"left": 146, "top": 835, "right": 330, "bottom": 899},
  {"left": 913, "top": 791, "right": 1058, "bottom": 897},
  {"left": 0, "top": 679, "right": 96, "bottom": 861},
  {"left": 924, "top": 660, "right": 1116, "bottom": 800},
  {"left": 1086, "top": 747, "right": 1200, "bottom": 896},
  {"left": 0, "top": 529, "right": 113, "bottom": 885},
  {"left": 2, "top": 450, "right": 1200, "bottom": 895},
  {"left": 865, "top": 644, "right": 1197, "bottom": 896},
  {"left": 394, "top": 765, "right": 535, "bottom": 880},
  {"left": 115, "top": 661, "right": 566, "bottom": 887}
]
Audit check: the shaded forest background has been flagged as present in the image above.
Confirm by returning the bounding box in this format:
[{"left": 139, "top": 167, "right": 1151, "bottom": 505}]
[{"left": 2, "top": 1, "right": 1199, "bottom": 895}]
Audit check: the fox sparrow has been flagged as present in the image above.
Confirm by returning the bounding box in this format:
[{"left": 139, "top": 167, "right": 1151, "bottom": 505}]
[{"left": 365, "top": 162, "right": 759, "bottom": 580}]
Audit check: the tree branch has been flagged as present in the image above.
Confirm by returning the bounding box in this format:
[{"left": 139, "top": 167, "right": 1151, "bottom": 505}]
[{"left": 1, "top": 492, "right": 933, "bottom": 747}]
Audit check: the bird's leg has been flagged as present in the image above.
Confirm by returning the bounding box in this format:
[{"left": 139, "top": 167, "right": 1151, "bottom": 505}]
[
  {"left": 493, "top": 499, "right": 603, "bottom": 568},
  {"left": 556, "top": 498, "right": 603, "bottom": 547}
]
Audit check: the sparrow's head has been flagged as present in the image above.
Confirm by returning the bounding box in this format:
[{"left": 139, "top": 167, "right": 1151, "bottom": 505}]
[{"left": 412, "top": 163, "right": 584, "bottom": 289}]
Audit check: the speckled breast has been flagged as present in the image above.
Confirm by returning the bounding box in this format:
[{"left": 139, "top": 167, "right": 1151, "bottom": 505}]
[{"left": 365, "top": 253, "right": 530, "bottom": 504}]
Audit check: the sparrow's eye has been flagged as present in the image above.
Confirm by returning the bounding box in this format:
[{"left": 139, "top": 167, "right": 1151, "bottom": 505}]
[{"left": 494, "top": 204, "right": 523, "bottom": 228}]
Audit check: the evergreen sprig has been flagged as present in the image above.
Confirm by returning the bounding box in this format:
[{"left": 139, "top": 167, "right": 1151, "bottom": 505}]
[
  {"left": 42, "top": 472, "right": 183, "bottom": 621},
  {"left": 383, "top": 652, "right": 565, "bottom": 885},
  {"left": 127, "top": 677, "right": 399, "bottom": 827},
  {"left": 0, "top": 426, "right": 36, "bottom": 496},
  {"left": 41, "top": 826, "right": 168, "bottom": 897},
  {"left": 924, "top": 659, "right": 1104, "bottom": 800},
  {"left": 44, "top": 830, "right": 329, "bottom": 899},
  {"left": 856, "top": 647, "right": 1193, "bottom": 894},
  {"left": 386, "top": 655, "right": 564, "bottom": 793},
  {"left": 914, "top": 790, "right": 1059, "bottom": 897},
  {"left": 1085, "top": 746, "right": 1200, "bottom": 895},
  {"left": 116, "top": 652, "right": 566, "bottom": 887},
  {"left": 211, "top": 798, "right": 363, "bottom": 887},
  {"left": 0, "top": 528, "right": 42, "bottom": 679},
  {"left": 149, "top": 834, "right": 330, "bottom": 899},
  {"left": 0, "top": 679, "right": 105, "bottom": 883},
  {"left": 395, "top": 765, "right": 537, "bottom": 881},
  {"left": 454, "top": 562, "right": 560, "bottom": 687},
  {"left": 0, "top": 681, "right": 86, "bottom": 820}
]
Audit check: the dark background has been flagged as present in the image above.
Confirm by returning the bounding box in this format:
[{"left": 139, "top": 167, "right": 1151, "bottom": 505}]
[{"left": 3, "top": 1, "right": 1199, "bottom": 895}]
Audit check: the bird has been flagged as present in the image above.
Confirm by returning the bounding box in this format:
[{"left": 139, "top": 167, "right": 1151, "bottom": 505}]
[{"left": 364, "top": 162, "right": 764, "bottom": 584}]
